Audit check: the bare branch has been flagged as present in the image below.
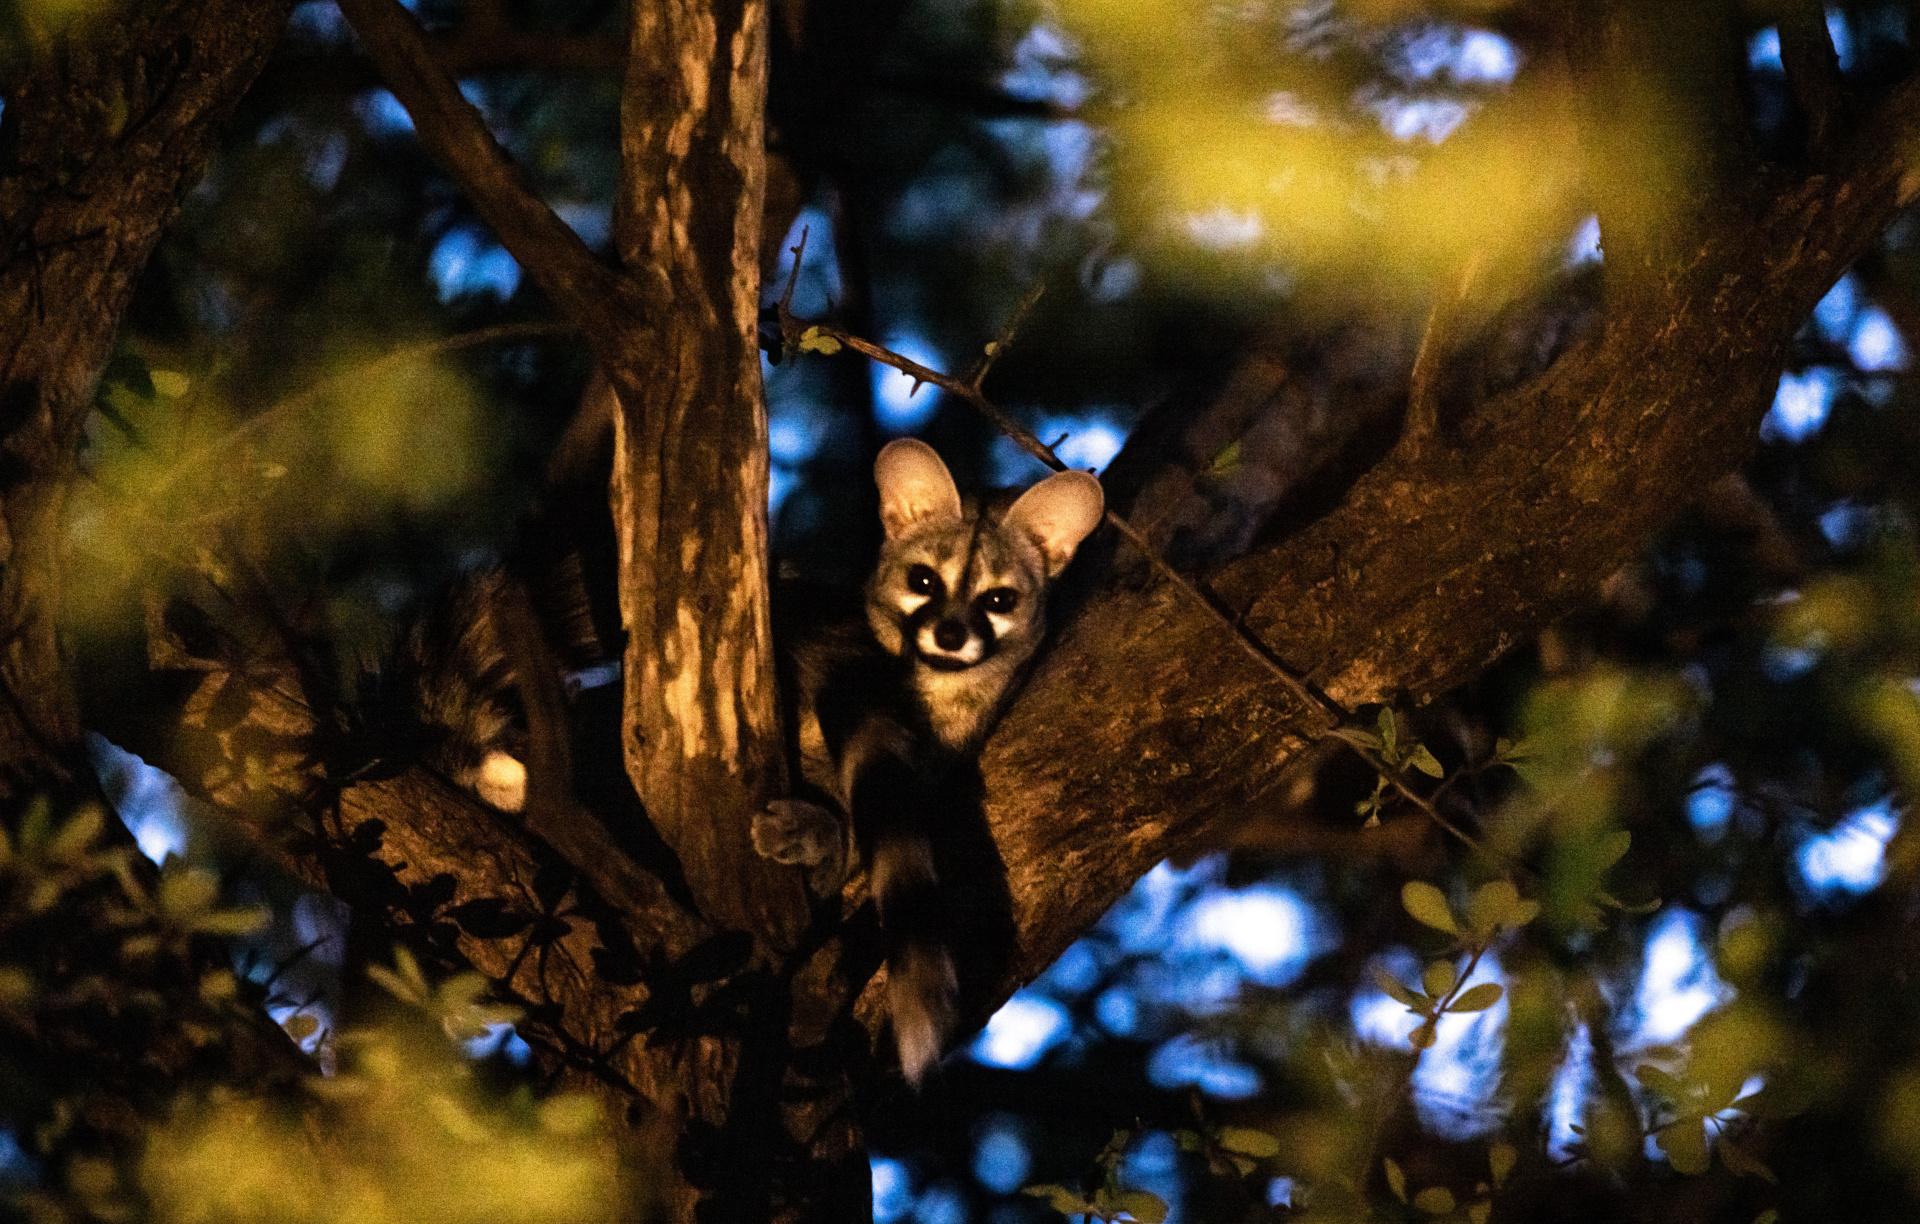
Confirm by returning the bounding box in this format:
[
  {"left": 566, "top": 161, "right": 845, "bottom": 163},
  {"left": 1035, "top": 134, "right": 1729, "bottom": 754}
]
[
  {"left": 333, "top": 0, "right": 643, "bottom": 357},
  {"left": 966, "top": 282, "right": 1046, "bottom": 391},
  {"left": 978, "top": 66, "right": 1920, "bottom": 1001},
  {"left": 780, "top": 298, "right": 1484, "bottom": 850},
  {"left": 1778, "top": 0, "right": 1847, "bottom": 155}
]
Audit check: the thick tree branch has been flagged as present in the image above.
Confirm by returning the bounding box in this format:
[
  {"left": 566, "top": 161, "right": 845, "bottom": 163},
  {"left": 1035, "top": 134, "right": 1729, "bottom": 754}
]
[
  {"left": 333, "top": 0, "right": 647, "bottom": 360},
  {"left": 0, "top": 0, "right": 296, "bottom": 800},
  {"left": 607, "top": 0, "right": 792, "bottom": 929},
  {"left": 975, "top": 69, "right": 1920, "bottom": 1006}
]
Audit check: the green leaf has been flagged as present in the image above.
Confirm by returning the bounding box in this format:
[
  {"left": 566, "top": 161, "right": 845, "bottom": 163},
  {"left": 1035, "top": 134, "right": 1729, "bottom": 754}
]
[
  {"left": 1208, "top": 440, "right": 1243, "bottom": 475},
  {"left": 1488, "top": 1140, "right": 1517, "bottom": 1188},
  {"left": 367, "top": 948, "right": 433, "bottom": 1008},
  {"left": 1422, "top": 959, "right": 1459, "bottom": 998},
  {"left": 1467, "top": 879, "right": 1522, "bottom": 935},
  {"left": 1384, "top": 1157, "right": 1407, "bottom": 1203},
  {"left": 1656, "top": 1118, "right": 1709, "bottom": 1175},
  {"left": 1023, "top": 1184, "right": 1092, "bottom": 1217},
  {"left": 1493, "top": 737, "right": 1532, "bottom": 763},
  {"left": 1409, "top": 743, "right": 1445, "bottom": 778},
  {"left": 149, "top": 370, "right": 191, "bottom": 398},
  {"left": 18, "top": 796, "right": 52, "bottom": 853},
  {"left": 1700, "top": 1068, "right": 1746, "bottom": 1115},
  {"left": 1754, "top": 1211, "right": 1779, "bottom": 1224},
  {"left": 1634, "top": 1063, "right": 1691, "bottom": 1104},
  {"left": 1409, "top": 1020, "right": 1438, "bottom": 1050},
  {"left": 1413, "top": 1187, "right": 1456, "bottom": 1215},
  {"left": 1402, "top": 881, "right": 1459, "bottom": 934},
  {"left": 1378, "top": 708, "right": 1400, "bottom": 758},
  {"left": 797, "top": 326, "right": 842, "bottom": 355},
  {"left": 48, "top": 806, "right": 105, "bottom": 861},
  {"left": 1024, "top": 1184, "right": 1089, "bottom": 1214},
  {"left": 1448, "top": 983, "right": 1505, "bottom": 1013},
  {"left": 1373, "top": 965, "right": 1428, "bottom": 1010},
  {"left": 193, "top": 904, "right": 270, "bottom": 937},
  {"left": 1597, "top": 829, "right": 1632, "bottom": 869},
  {"left": 283, "top": 1013, "right": 320, "bottom": 1042},
  {"left": 1216, "top": 1127, "right": 1281, "bottom": 1159},
  {"left": 158, "top": 867, "right": 220, "bottom": 924},
  {"left": 1334, "top": 726, "right": 1384, "bottom": 752},
  {"left": 1467, "top": 1200, "right": 1492, "bottom": 1224},
  {"left": 1111, "top": 1189, "right": 1169, "bottom": 1223}
]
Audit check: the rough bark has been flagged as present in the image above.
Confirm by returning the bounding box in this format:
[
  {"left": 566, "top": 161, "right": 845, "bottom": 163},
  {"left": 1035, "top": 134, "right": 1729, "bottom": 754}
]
[
  {"left": 0, "top": 0, "right": 294, "bottom": 802},
  {"left": 608, "top": 0, "right": 790, "bottom": 934},
  {"left": 976, "top": 69, "right": 1920, "bottom": 1001},
  {"left": 27, "top": 4, "right": 1920, "bottom": 1224}
]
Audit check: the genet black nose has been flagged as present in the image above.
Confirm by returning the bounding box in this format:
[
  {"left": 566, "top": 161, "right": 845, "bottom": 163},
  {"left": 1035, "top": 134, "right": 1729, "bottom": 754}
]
[{"left": 933, "top": 619, "right": 968, "bottom": 651}]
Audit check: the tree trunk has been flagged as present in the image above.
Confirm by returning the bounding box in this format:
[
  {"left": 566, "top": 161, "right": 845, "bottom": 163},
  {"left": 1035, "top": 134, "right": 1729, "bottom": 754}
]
[
  {"left": 0, "top": 0, "right": 294, "bottom": 802},
  {"left": 29, "top": 4, "right": 1920, "bottom": 1224}
]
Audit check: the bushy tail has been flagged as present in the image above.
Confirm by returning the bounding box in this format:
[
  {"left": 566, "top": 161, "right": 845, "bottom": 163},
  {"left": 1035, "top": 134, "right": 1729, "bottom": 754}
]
[{"left": 871, "top": 830, "right": 956, "bottom": 1086}]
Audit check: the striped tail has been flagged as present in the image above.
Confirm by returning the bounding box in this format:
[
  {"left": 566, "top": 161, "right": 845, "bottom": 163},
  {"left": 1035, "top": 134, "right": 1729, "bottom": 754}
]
[{"left": 871, "top": 829, "right": 957, "bottom": 1086}]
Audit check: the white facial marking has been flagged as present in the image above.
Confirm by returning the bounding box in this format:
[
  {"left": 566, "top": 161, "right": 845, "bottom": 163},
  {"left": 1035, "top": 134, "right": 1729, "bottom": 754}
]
[{"left": 915, "top": 622, "right": 984, "bottom": 665}]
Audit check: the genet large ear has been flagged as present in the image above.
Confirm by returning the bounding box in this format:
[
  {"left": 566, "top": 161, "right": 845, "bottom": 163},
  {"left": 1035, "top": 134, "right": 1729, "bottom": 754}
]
[
  {"left": 874, "top": 439, "right": 963, "bottom": 539},
  {"left": 1002, "top": 469, "right": 1105, "bottom": 577}
]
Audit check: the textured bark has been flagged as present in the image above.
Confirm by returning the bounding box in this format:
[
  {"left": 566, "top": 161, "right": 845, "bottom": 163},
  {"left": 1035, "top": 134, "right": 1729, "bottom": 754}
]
[
  {"left": 0, "top": 0, "right": 293, "bottom": 798},
  {"left": 605, "top": 8, "right": 850, "bottom": 1222},
  {"left": 299, "top": 1, "right": 846, "bottom": 1218},
  {"left": 609, "top": 0, "right": 788, "bottom": 926},
  {"left": 31, "top": 3, "right": 1920, "bottom": 1224},
  {"left": 975, "top": 69, "right": 1920, "bottom": 1002}
]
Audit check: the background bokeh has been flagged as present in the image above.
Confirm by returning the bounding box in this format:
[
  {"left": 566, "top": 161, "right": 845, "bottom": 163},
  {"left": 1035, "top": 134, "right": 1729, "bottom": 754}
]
[{"left": 29, "top": 1, "right": 1920, "bottom": 1221}]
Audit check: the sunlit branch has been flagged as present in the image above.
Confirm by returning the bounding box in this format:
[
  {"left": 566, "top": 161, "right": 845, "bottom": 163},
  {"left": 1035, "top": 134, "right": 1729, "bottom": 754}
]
[{"left": 775, "top": 247, "right": 1480, "bottom": 851}]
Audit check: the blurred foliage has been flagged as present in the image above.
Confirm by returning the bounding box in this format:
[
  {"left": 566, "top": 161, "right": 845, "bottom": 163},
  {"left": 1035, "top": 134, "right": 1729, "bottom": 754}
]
[
  {"left": 142, "top": 960, "right": 625, "bottom": 1224},
  {"left": 0, "top": 797, "right": 625, "bottom": 1223},
  {"left": 17, "top": 0, "right": 1920, "bottom": 1221}
]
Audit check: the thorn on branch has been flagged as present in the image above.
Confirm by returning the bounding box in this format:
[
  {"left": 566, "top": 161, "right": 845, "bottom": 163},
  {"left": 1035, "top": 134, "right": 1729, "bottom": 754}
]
[
  {"left": 967, "top": 281, "right": 1046, "bottom": 391},
  {"left": 779, "top": 225, "right": 809, "bottom": 321},
  {"left": 771, "top": 295, "right": 1486, "bottom": 852}
]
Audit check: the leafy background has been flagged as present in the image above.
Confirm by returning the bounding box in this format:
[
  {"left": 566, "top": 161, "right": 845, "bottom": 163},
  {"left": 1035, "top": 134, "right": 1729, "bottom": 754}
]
[{"left": 19, "top": 1, "right": 1920, "bottom": 1221}]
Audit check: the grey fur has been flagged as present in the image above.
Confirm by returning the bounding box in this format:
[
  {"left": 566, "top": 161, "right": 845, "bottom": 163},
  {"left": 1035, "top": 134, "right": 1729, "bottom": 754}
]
[{"left": 758, "top": 439, "right": 1103, "bottom": 1085}]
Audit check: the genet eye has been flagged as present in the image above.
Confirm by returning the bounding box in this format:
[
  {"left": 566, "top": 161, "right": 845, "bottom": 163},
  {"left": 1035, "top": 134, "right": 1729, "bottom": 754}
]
[
  {"left": 906, "top": 565, "right": 942, "bottom": 597},
  {"left": 978, "top": 588, "right": 1019, "bottom": 614}
]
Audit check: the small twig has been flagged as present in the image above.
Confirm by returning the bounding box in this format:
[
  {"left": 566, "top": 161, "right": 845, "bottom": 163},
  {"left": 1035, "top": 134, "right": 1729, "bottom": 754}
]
[
  {"left": 779, "top": 226, "right": 810, "bottom": 317},
  {"left": 966, "top": 282, "right": 1047, "bottom": 391},
  {"left": 1402, "top": 250, "right": 1483, "bottom": 456},
  {"left": 777, "top": 297, "right": 1483, "bottom": 851},
  {"left": 142, "top": 322, "right": 574, "bottom": 505}
]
